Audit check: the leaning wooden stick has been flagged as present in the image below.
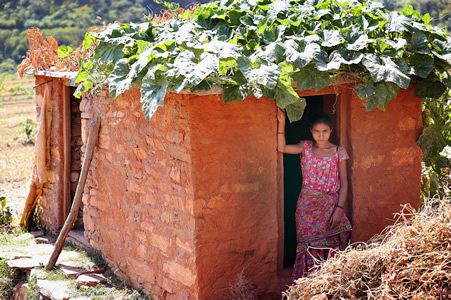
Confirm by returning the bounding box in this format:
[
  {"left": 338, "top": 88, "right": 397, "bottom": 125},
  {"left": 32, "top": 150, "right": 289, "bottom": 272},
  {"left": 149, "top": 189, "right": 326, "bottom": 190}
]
[{"left": 46, "top": 117, "right": 101, "bottom": 270}]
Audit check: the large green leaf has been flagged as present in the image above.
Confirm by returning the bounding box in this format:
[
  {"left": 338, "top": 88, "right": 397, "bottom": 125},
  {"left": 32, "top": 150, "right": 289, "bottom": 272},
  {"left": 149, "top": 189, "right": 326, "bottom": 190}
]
[
  {"left": 140, "top": 74, "right": 169, "bottom": 121},
  {"left": 292, "top": 67, "right": 330, "bottom": 91},
  {"left": 362, "top": 54, "right": 411, "bottom": 89},
  {"left": 410, "top": 32, "right": 430, "bottom": 54},
  {"left": 316, "top": 49, "right": 363, "bottom": 71},
  {"left": 356, "top": 83, "right": 376, "bottom": 100},
  {"left": 343, "top": 30, "right": 368, "bottom": 51},
  {"left": 417, "top": 125, "right": 448, "bottom": 160},
  {"left": 414, "top": 77, "right": 446, "bottom": 99},
  {"left": 223, "top": 85, "right": 248, "bottom": 103},
  {"left": 410, "top": 54, "right": 434, "bottom": 79},
  {"left": 383, "top": 12, "right": 413, "bottom": 33},
  {"left": 237, "top": 56, "right": 281, "bottom": 89},
  {"left": 108, "top": 59, "right": 132, "bottom": 99},
  {"left": 284, "top": 39, "right": 321, "bottom": 69},
  {"left": 94, "top": 42, "right": 126, "bottom": 64},
  {"left": 317, "top": 30, "right": 342, "bottom": 47},
  {"left": 285, "top": 97, "right": 307, "bottom": 123}
]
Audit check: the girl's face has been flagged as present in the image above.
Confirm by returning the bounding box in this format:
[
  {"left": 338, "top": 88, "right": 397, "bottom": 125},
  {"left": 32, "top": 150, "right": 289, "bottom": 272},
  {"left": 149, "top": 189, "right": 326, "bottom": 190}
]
[{"left": 311, "top": 122, "right": 332, "bottom": 143}]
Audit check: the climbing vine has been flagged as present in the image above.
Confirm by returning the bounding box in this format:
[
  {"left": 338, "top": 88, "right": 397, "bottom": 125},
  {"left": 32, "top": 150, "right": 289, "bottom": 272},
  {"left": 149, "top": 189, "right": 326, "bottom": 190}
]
[{"left": 61, "top": 0, "right": 450, "bottom": 123}]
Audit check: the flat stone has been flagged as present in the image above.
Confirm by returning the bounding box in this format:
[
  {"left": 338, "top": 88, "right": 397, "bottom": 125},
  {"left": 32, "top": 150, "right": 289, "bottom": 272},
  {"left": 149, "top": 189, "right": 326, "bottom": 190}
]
[
  {"left": 7, "top": 258, "right": 42, "bottom": 271},
  {"left": 12, "top": 282, "right": 28, "bottom": 300},
  {"left": 29, "top": 231, "right": 45, "bottom": 238},
  {"left": 76, "top": 273, "right": 107, "bottom": 288},
  {"left": 37, "top": 280, "right": 71, "bottom": 300},
  {"left": 35, "top": 237, "right": 52, "bottom": 244},
  {"left": 30, "top": 268, "right": 47, "bottom": 280},
  {"left": 58, "top": 264, "right": 90, "bottom": 279}
]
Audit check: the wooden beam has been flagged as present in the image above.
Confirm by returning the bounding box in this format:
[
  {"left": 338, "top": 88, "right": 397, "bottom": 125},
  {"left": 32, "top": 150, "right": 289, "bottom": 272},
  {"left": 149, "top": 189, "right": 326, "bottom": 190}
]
[{"left": 46, "top": 117, "right": 100, "bottom": 270}]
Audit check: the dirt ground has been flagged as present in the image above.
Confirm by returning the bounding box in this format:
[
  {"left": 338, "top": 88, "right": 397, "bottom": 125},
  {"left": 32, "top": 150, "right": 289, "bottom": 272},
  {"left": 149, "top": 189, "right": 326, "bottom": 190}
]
[{"left": 0, "top": 75, "right": 36, "bottom": 221}]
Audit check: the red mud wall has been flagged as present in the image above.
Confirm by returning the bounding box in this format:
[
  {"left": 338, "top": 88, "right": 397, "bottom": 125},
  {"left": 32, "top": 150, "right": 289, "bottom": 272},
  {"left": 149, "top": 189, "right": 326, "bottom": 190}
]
[
  {"left": 188, "top": 94, "right": 280, "bottom": 299},
  {"left": 80, "top": 90, "right": 198, "bottom": 298},
  {"left": 340, "top": 87, "right": 423, "bottom": 242},
  {"left": 35, "top": 76, "right": 66, "bottom": 232}
]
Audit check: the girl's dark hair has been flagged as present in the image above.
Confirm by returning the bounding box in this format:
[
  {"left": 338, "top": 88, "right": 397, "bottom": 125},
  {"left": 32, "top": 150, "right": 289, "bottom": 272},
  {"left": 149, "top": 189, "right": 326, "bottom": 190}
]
[{"left": 309, "top": 112, "right": 332, "bottom": 129}]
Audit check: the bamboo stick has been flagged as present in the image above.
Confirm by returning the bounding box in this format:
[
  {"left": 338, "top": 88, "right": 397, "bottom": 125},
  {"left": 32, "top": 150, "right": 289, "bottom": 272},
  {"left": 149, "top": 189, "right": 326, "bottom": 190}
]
[{"left": 46, "top": 116, "right": 101, "bottom": 270}]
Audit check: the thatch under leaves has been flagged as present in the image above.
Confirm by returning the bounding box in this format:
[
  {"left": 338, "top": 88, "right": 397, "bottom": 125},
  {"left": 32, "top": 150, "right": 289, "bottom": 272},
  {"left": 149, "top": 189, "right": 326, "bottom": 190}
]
[{"left": 283, "top": 198, "right": 451, "bottom": 299}]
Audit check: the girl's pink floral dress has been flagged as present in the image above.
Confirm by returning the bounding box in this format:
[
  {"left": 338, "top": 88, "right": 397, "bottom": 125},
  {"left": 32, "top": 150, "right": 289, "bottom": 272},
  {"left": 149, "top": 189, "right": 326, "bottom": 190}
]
[{"left": 290, "top": 141, "right": 352, "bottom": 284}]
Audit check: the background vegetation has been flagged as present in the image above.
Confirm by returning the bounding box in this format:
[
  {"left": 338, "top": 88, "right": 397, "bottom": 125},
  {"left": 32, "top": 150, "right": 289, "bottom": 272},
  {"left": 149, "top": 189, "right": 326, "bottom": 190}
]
[
  {"left": 0, "top": 0, "right": 211, "bottom": 73},
  {"left": 0, "top": 0, "right": 449, "bottom": 74}
]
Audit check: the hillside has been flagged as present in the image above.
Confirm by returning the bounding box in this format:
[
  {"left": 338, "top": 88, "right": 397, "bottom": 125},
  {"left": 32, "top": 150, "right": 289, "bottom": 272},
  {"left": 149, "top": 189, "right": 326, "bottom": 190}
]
[
  {"left": 0, "top": 0, "right": 449, "bottom": 74},
  {"left": 0, "top": 0, "right": 210, "bottom": 73}
]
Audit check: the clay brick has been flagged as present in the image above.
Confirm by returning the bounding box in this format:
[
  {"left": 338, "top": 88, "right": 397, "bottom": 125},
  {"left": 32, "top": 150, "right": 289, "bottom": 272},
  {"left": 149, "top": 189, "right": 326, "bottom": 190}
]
[
  {"left": 149, "top": 233, "right": 172, "bottom": 254},
  {"left": 163, "top": 261, "right": 196, "bottom": 287},
  {"left": 135, "top": 231, "right": 147, "bottom": 243},
  {"left": 359, "top": 155, "right": 385, "bottom": 169},
  {"left": 137, "top": 245, "right": 147, "bottom": 259},
  {"left": 133, "top": 148, "right": 148, "bottom": 160}
]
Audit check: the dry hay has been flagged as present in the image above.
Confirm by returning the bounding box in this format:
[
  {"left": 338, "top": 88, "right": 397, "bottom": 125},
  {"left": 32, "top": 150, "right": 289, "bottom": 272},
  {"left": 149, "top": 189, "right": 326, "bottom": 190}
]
[{"left": 283, "top": 198, "right": 451, "bottom": 299}]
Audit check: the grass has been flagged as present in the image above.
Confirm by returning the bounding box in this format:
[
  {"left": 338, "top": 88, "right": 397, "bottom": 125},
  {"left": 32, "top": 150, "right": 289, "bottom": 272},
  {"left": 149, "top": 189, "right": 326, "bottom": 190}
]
[{"left": 0, "top": 75, "right": 35, "bottom": 220}]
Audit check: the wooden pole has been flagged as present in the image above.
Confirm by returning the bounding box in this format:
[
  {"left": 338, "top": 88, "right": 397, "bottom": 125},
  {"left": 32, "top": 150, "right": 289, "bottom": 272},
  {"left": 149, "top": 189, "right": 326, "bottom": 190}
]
[{"left": 46, "top": 117, "right": 101, "bottom": 270}]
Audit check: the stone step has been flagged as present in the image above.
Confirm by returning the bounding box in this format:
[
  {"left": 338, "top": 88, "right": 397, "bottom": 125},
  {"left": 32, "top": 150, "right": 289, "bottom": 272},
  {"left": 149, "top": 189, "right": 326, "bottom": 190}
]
[
  {"left": 76, "top": 273, "right": 108, "bottom": 288},
  {"left": 37, "top": 280, "right": 72, "bottom": 300},
  {"left": 67, "top": 229, "right": 91, "bottom": 250}
]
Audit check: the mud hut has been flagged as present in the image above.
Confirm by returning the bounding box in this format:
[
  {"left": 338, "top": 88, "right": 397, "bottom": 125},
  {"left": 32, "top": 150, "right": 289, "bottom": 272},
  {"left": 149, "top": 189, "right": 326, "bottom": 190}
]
[
  {"left": 19, "top": 0, "right": 451, "bottom": 297},
  {"left": 26, "top": 69, "right": 422, "bottom": 299}
]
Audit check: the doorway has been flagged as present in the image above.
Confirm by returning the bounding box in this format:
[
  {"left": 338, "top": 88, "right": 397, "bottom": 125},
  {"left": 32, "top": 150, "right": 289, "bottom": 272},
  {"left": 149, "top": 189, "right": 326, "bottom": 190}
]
[{"left": 282, "top": 94, "right": 338, "bottom": 268}]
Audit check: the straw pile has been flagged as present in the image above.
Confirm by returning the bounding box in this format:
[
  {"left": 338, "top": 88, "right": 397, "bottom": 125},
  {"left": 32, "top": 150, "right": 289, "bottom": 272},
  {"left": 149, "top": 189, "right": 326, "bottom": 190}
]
[{"left": 283, "top": 198, "right": 451, "bottom": 299}]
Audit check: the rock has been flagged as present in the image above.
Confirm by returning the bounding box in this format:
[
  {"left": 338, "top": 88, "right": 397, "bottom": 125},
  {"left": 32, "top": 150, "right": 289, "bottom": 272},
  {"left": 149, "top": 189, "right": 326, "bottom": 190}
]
[
  {"left": 7, "top": 258, "right": 42, "bottom": 272},
  {"left": 34, "top": 237, "right": 53, "bottom": 244},
  {"left": 76, "top": 273, "right": 107, "bottom": 288},
  {"left": 58, "top": 264, "right": 90, "bottom": 279},
  {"left": 30, "top": 268, "right": 47, "bottom": 280},
  {"left": 12, "top": 282, "right": 28, "bottom": 300},
  {"left": 37, "top": 280, "right": 71, "bottom": 300},
  {"left": 29, "top": 231, "right": 44, "bottom": 238}
]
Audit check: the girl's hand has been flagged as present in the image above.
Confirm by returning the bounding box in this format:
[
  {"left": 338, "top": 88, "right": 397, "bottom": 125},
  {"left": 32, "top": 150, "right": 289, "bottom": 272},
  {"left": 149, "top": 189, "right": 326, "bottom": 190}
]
[
  {"left": 277, "top": 107, "right": 286, "bottom": 124},
  {"left": 328, "top": 207, "right": 343, "bottom": 229}
]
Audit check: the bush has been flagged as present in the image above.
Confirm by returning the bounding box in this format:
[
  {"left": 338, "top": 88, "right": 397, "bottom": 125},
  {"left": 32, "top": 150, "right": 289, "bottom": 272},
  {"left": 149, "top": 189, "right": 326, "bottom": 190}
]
[{"left": 0, "top": 196, "right": 13, "bottom": 226}]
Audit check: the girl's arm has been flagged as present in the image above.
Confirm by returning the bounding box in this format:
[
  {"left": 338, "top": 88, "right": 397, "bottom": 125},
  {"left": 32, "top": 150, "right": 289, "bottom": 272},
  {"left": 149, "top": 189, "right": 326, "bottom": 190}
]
[
  {"left": 329, "top": 159, "right": 348, "bottom": 228},
  {"left": 277, "top": 108, "right": 303, "bottom": 154}
]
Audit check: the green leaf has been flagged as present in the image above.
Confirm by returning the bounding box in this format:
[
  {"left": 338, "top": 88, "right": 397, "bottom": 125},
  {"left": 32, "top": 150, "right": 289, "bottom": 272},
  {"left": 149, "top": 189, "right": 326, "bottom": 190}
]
[
  {"left": 362, "top": 54, "right": 411, "bottom": 89},
  {"left": 275, "top": 79, "right": 299, "bottom": 109},
  {"left": 95, "top": 42, "right": 125, "bottom": 64},
  {"left": 83, "top": 33, "right": 96, "bottom": 51},
  {"left": 237, "top": 57, "right": 281, "bottom": 89},
  {"left": 203, "top": 40, "right": 241, "bottom": 59},
  {"left": 414, "top": 78, "right": 446, "bottom": 99},
  {"left": 435, "top": 156, "right": 451, "bottom": 169},
  {"left": 285, "top": 97, "right": 307, "bottom": 123},
  {"left": 140, "top": 74, "right": 169, "bottom": 121},
  {"left": 356, "top": 83, "right": 375, "bottom": 100},
  {"left": 108, "top": 59, "right": 132, "bottom": 99},
  {"left": 410, "top": 54, "right": 434, "bottom": 79},
  {"left": 383, "top": 11, "right": 413, "bottom": 33},
  {"left": 174, "top": 51, "right": 219, "bottom": 92},
  {"left": 252, "top": 43, "right": 285, "bottom": 63},
  {"left": 58, "top": 46, "right": 73, "bottom": 59},
  {"left": 343, "top": 30, "right": 368, "bottom": 51},
  {"left": 410, "top": 32, "right": 430, "bottom": 54},
  {"left": 417, "top": 126, "right": 448, "bottom": 160},
  {"left": 292, "top": 67, "right": 330, "bottom": 91},
  {"left": 317, "top": 30, "right": 342, "bottom": 47},
  {"left": 316, "top": 49, "right": 363, "bottom": 71},
  {"left": 223, "top": 85, "right": 248, "bottom": 103},
  {"left": 284, "top": 39, "right": 321, "bottom": 69}
]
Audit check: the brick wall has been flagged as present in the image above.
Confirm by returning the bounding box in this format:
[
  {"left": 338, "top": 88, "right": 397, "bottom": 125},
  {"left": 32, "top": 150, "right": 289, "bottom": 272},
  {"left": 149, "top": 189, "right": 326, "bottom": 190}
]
[
  {"left": 339, "top": 86, "right": 423, "bottom": 241},
  {"left": 80, "top": 89, "right": 198, "bottom": 298},
  {"left": 188, "top": 94, "right": 280, "bottom": 298}
]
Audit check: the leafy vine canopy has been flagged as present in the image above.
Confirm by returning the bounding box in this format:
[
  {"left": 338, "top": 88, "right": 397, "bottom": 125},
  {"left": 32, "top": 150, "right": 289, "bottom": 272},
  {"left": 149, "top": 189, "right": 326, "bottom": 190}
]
[{"left": 63, "top": 0, "right": 451, "bottom": 122}]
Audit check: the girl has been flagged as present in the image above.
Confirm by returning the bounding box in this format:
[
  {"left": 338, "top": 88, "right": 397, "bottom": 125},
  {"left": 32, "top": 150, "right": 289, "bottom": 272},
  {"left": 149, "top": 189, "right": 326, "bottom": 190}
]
[{"left": 277, "top": 108, "right": 352, "bottom": 283}]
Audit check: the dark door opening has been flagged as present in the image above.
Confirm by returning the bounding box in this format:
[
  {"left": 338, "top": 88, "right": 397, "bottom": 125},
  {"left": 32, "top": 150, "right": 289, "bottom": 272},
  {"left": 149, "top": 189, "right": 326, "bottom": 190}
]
[
  {"left": 283, "top": 95, "right": 338, "bottom": 268},
  {"left": 69, "top": 87, "right": 84, "bottom": 230}
]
